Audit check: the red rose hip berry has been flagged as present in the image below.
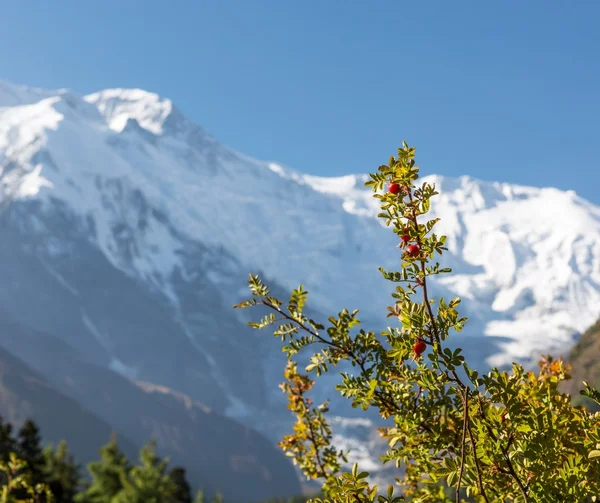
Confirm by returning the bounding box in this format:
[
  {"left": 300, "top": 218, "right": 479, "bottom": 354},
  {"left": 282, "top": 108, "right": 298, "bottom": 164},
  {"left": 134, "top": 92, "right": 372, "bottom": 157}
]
[
  {"left": 388, "top": 183, "right": 401, "bottom": 194},
  {"left": 401, "top": 234, "right": 411, "bottom": 243},
  {"left": 406, "top": 244, "right": 420, "bottom": 257},
  {"left": 413, "top": 340, "right": 427, "bottom": 357}
]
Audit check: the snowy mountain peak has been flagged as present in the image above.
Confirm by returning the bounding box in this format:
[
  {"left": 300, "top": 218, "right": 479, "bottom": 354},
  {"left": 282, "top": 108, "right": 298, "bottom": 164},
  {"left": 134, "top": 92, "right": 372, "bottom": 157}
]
[
  {"left": 0, "top": 79, "right": 58, "bottom": 108},
  {"left": 1, "top": 78, "right": 600, "bottom": 378},
  {"left": 85, "top": 88, "right": 176, "bottom": 135},
  {"left": 3, "top": 79, "right": 600, "bottom": 487},
  {"left": 84, "top": 88, "right": 214, "bottom": 148}
]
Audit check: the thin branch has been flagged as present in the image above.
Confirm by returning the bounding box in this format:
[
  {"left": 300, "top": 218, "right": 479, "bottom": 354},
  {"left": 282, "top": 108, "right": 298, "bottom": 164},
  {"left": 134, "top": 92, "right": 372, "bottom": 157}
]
[
  {"left": 499, "top": 443, "right": 529, "bottom": 503},
  {"left": 406, "top": 193, "right": 442, "bottom": 347},
  {"left": 303, "top": 402, "right": 329, "bottom": 480},
  {"left": 464, "top": 390, "right": 491, "bottom": 503},
  {"left": 476, "top": 401, "right": 529, "bottom": 502},
  {"left": 456, "top": 388, "right": 469, "bottom": 503}
]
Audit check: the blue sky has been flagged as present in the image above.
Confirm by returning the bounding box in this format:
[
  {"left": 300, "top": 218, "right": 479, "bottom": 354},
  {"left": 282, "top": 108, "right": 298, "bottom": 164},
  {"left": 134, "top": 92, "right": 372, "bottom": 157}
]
[{"left": 2, "top": 1, "right": 600, "bottom": 202}]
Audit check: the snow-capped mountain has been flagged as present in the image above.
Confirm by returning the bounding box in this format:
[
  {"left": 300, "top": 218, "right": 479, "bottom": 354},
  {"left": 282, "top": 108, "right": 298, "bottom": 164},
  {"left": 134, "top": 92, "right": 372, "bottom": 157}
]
[{"left": 1, "top": 79, "right": 600, "bottom": 479}]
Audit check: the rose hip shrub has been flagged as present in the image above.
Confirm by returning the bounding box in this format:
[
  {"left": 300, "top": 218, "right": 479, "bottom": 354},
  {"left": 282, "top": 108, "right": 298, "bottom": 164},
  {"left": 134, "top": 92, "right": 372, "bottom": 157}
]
[{"left": 235, "top": 143, "right": 600, "bottom": 502}]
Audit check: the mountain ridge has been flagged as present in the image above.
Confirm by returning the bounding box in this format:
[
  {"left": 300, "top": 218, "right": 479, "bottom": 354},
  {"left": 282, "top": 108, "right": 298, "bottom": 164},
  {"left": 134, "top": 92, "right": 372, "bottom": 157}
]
[
  {"left": 1, "top": 79, "right": 600, "bottom": 481},
  {"left": 0, "top": 310, "right": 301, "bottom": 501},
  {"left": 0, "top": 341, "right": 140, "bottom": 465}
]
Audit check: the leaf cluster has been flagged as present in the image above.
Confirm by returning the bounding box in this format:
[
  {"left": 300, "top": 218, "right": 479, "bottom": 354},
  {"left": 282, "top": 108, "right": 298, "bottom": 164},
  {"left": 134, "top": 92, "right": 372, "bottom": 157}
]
[{"left": 236, "top": 143, "right": 600, "bottom": 502}]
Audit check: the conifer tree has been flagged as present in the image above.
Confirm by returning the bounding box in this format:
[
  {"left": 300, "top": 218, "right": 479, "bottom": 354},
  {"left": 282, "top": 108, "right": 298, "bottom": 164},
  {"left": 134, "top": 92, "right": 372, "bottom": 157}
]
[
  {"left": 43, "top": 440, "right": 81, "bottom": 503},
  {"left": 113, "top": 440, "right": 177, "bottom": 503},
  {"left": 16, "top": 420, "right": 44, "bottom": 486},
  {"left": 167, "top": 467, "right": 192, "bottom": 503},
  {"left": 0, "top": 417, "right": 15, "bottom": 463},
  {"left": 75, "top": 435, "right": 129, "bottom": 503}
]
